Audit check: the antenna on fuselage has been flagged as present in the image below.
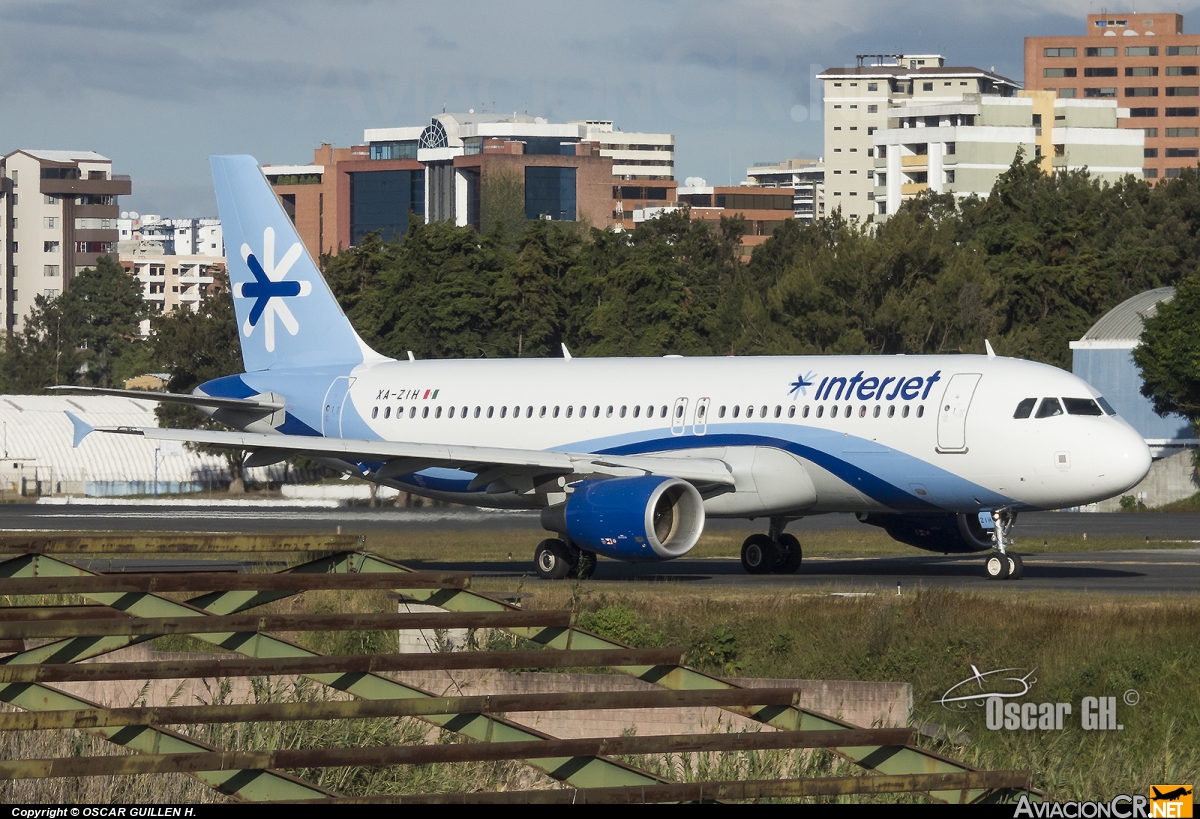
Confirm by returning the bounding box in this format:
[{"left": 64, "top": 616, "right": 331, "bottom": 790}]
[
  {"left": 984, "top": 339, "right": 996, "bottom": 358},
  {"left": 561, "top": 343, "right": 572, "bottom": 361},
  {"left": 407, "top": 351, "right": 416, "bottom": 361}
]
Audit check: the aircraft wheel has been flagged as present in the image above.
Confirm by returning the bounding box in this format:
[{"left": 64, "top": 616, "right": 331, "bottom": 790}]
[
  {"left": 573, "top": 550, "right": 597, "bottom": 580},
  {"left": 984, "top": 551, "right": 1011, "bottom": 580},
  {"left": 534, "top": 538, "right": 574, "bottom": 580},
  {"left": 1007, "top": 553, "right": 1024, "bottom": 580},
  {"left": 774, "top": 533, "right": 803, "bottom": 574},
  {"left": 741, "top": 534, "right": 778, "bottom": 575}
]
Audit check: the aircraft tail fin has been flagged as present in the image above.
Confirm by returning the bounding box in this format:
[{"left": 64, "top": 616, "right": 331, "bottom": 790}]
[{"left": 210, "top": 155, "right": 386, "bottom": 372}]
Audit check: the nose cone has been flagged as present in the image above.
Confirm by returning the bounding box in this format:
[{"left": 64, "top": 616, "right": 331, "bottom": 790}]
[{"left": 1101, "top": 424, "right": 1152, "bottom": 498}]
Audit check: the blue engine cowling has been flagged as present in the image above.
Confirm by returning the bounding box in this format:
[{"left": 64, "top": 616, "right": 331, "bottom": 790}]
[{"left": 541, "top": 475, "right": 706, "bottom": 561}]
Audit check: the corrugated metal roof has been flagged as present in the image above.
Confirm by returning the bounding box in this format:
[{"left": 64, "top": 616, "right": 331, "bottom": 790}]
[
  {"left": 1079, "top": 287, "right": 1176, "bottom": 342},
  {"left": 0, "top": 395, "right": 232, "bottom": 483}
]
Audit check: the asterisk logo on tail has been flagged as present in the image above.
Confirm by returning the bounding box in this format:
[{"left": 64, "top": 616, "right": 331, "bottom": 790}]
[{"left": 233, "top": 226, "right": 312, "bottom": 352}]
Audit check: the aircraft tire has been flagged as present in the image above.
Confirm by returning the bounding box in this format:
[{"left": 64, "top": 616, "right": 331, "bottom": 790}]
[
  {"left": 741, "top": 534, "right": 778, "bottom": 575},
  {"left": 984, "top": 551, "right": 1011, "bottom": 580},
  {"left": 1007, "top": 553, "right": 1024, "bottom": 580},
  {"left": 774, "top": 534, "right": 803, "bottom": 574},
  {"left": 534, "top": 538, "right": 574, "bottom": 580},
  {"left": 573, "top": 550, "right": 597, "bottom": 580}
]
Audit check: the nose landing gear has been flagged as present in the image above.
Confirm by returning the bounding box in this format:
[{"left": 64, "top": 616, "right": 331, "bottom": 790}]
[
  {"left": 984, "top": 510, "right": 1023, "bottom": 580},
  {"left": 741, "top": 518, "right": 803, "bottom": 575}
]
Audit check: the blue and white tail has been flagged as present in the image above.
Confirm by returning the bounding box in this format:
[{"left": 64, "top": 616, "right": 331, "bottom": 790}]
[{"left": 211, "top": 155, "right": 385, "bottom": 372}]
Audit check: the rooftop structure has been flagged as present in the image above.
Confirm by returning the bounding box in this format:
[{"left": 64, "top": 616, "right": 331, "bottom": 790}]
[{"left": 744, "top": 158, "right": 825, "bottom": 223}]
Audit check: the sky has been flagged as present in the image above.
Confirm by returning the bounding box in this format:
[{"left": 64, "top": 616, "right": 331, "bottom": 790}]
[{"left": 2, "top": 0, "right": 1196, "bottom": 216}]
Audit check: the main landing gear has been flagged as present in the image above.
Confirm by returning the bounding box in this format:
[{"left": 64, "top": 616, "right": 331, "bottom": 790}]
[
  {"left": 533, "top": 538, "right": 596, "bottom": 581},
  {"left": 741, "top": 518, "right": 803, "bottom": 575},
  {"left": 984, "top": 510, "right": 1023, "bottom": 581}
]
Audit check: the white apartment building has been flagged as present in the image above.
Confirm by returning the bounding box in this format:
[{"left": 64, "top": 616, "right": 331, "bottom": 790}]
[
  {"left": 873, "top": 91, "right": 1144, "bottom": 216},
  {"left": 119, "top": 254, "right": 219, "bottom": 322},
  {"left": 117, "top": 215, "right": 223, "bottom": 257},
  {"left": 745, "top": 158, "right": 825, "bottom": 223},
  {"left": 573, "top": 120, "right": 675, "bottom": 181},
  {"left": 1, "top": 150, "right": 130, "bottom": 333},
  {"left": 818, "top": 55, "right": 1021, "bottom": 222}
]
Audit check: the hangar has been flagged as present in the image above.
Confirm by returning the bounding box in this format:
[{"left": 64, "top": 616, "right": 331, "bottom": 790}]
[{"left": 1071, "top": 287, "right": 1199, "bottom": 509}]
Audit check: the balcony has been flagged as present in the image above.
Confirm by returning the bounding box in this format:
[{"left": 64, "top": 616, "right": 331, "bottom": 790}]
[
  {"left": 41, "top": 175, "right": 132, "bottom": 197},
  {"left": 901, "top": 183, "right": 929, "bottom": 196},
  {"left": 900, "top": 155, "right": 928, "bottom": 168}
]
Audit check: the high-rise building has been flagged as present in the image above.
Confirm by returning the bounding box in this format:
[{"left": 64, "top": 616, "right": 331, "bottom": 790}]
[
  {"left": 1025, "top": 13, "right": 1200, "bottom": 181},
  {"left": 744, "top": 159, "right": 825, "bottom": 223},
  {"left": 266, "top": 114, "right": 676, "bottom": 257},
  {"left": 1, "top": 150, "right": 131, "bottom": 333},
  {"left": 873, "top": 91, "right": 1143, "bottom": 216},
  {"left": 818, "top": 56, "right": 1020, "bottom": 222}
]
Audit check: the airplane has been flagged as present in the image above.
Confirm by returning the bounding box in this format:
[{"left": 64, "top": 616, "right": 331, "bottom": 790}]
[
  {"left": 1152, "top": 787, "right": 1193, "bottom": 801},
  {"left": 59, "top": 155, "right": 1153, "bottom": 581}
]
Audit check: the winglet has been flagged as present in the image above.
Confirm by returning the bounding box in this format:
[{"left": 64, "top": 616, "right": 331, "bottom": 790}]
[
  {"left": 65, "top": 411, "right": 94, "bottom": 448},
  {"left": 984, "top": 339, "right": 996, "bottom": 359},
  {"left": 561, "top": 343, "right": 572, "bottom": 361}
]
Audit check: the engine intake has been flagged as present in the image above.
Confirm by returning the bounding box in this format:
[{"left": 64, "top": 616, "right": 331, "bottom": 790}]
[{"left": 541, "top": 476, "right": 705, "bottom": 561}]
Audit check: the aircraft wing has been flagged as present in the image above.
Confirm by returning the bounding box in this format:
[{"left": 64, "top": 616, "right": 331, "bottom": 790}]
[
  {"left": 50, "top": 385, "right": 285, "bottom": 413},
  {"left": 65, "top": 414, "right": 735, "bottom": 490}
]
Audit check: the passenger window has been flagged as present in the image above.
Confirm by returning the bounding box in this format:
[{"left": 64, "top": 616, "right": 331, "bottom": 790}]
[
  {"left": 607, "top": 405, "right": 614, "bottom": 418},
  {"left": 675, "top": 404, "right": 684, "bottom": 418},
  {"left": 888, "top": 406, "right": 895, "bottom": 418},
  {"left": 775, "top": 405, "right": 781, "bottom": 418},
  {"left": 917, "top": 405, "right": 924, "bottom": 418},
  {"left": 620, "top": 406, "right": 627, "bottom": 418},
  {"left": 461, "top": 406, "right": 467, "bottom": 418},
  {"left": 718, "top": 406, "right": 726, "bottom": 418},
  {"left": 859, "top": 406, "right": 867, "bottom": 417},
  {"left": 697, "top": 404, "right": 706, "bottom": 418},
  {"left": 873, "top": 406, "right": 880, "bottom": 418},
  {"left": 448, "top": 407, "right": 454, "bottom": 419},
  {"left": 567, "top": 406, "right": 574, "bottom": 418},
  {"left": 845, "top": 405, "right": 851, "bottom": 417},
  {"left": 788, "top": 406, "right": 796, "bottom": 418},
  {"left": 1036, "top": 398, "right": 1064, "bottom": 418},
  {"left": 746, "top": 406, "right": 754, "bottom": 418},
  {"left": 902, "top": 406, "right": 910, "bottom": 418},
  {"left": 1013, "top": 397, "right": 1036, "bottom": 419},
  {"left": 487, "top": 406, "right": 494, "bottom": 418},
  {"left": 802, "top": 406, "right": 810, "bottom": 418},
  {"left": 474, "top": 406, "right": 481, "bottom": 418},
  {"left": 593, "top": 406, "right": 601, "bottom": 418},
  {"left": 515, "top": 405, "right": 521, "bottom": 417},
  {"left": 500, "top": 406, "right": 507, "bottom": 418},
  {"left": 435, "top": 406, "right": 443, "bottom": 419},
  {"left": 553, "top": 406, "right": 560, "bottom": 418},
  {"left": 1064, "top": 397, "right": 1103, "bottom": 416},
  {"left": 409, "top": 407, "right": 417, "bottom": 419},
  {"left": 661, "top": 406, "right": 668, "bottom": 418},
  {"left": 830, "top": 405, "right": 838, "bottom": 418},
  {"left": 732, "top": 405, "right": 740, "bottom": 418},
  {"left": 816, "top": 405, "right": 824, "bottom": 418},
  {"left": 761, "top": 405, "right": 768, "bottom": 417},
  {"left": 422, "top": 407, "right": 429, "bottom": 419},
  {"left": 540, "top": 406, "right": 547, "bottom": 418},
  {"left": 371, "top": 407, "right": 378, "bottom": 419},
  {"left": 633, "top": 405, "right": 641, "bottom": 418}
]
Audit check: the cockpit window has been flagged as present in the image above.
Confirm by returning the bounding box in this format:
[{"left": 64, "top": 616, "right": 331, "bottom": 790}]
[
  {"left": 1063, "top": 397, "right": 1104, "bottom": 416},
  {"left": 1096, "top": 396, "right": 1117, "bottom": 416},
  {"left": 1035, "top": 397, "right": 1064, "bottom": 418},
  {"left": 1013, "top": 398, "right": 1036, "bottom": 419}
]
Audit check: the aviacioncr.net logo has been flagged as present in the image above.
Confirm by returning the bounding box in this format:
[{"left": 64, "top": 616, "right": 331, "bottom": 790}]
[{"left": 234, "top": 226, "right": 312, "bottom": 352}]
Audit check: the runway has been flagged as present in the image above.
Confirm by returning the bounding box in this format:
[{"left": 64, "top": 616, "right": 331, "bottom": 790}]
[{"left": 3, "top": 502, "right": 1198, "bottom": 594}]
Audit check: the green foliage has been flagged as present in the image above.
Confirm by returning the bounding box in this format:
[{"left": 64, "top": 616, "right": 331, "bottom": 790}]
[
  {"left": 1, "top": 257, "right": 151, "bottom": 391},
  {"left": 577, "top": 603, "right": 664, "bottom": 647},
  {"left": 688, "top": 625, "right": 740, "bottom": 672},
  {"left": 1136, "top": 267, "right": 1200, "bottom": 425}
]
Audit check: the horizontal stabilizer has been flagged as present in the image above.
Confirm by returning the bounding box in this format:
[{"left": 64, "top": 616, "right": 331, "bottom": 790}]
[
  {"left": 49, "top": 385, "right": 285, "bottom": 413},
  {"left": 64, "top": 411, "right": 94, "bottom": 449}
]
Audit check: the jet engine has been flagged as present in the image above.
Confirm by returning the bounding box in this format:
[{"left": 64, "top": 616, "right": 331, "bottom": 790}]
[
  {"left": 859, "top": 512, "right": 996, "bottom": 553},
  {"left": 541, "top": 475, "right": 705, "bottom": 561}
]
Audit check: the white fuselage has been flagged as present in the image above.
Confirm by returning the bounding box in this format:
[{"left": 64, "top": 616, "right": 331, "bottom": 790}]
[{"left": 292, "top": 353, "right": 1151, "bottom": 518}]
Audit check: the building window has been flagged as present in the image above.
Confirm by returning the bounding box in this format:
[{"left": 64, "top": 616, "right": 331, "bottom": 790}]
[
  {"left": 1146, "top": 148, "right": 1159, "bottom": 158},
  {"left": 525, "top": 167, "right": 577, "bottom": 221},
  {"left": 1127, "top": 66, "right": 1159, "bottom": 77},
  {"left": 1084, "top": 67, "right": 1118, "bottom": 77},
  {"left": 1054, "top": 144, "right": 1066, "bottom": 157},
  {"left": 1085, "top": 47, "right": 1118, "bottom": 57},
  {"left": 1166, "top": 168, "right": 1184, "bottom": 178},
  {"left": 1129, "top": 107, "right": 1159, "bottom": 117},
  {"left": 1084, "top": 87, "right": 1117, "bottom": 97},
  {"left": 945, "top": 170, "right": 955, "bottom": 183},
  {"left": 867, "top": 104, "right": 878, "bottom": 113},
  {"left": 867, "top": 127, "right": 876, "bottom": 135},
  {"left": 833, "top": 104, "right": 842, "bottom": 109},
  {"left": 1167, "top": 86, "right": 1200, "bottom": 96},
  {"left": 922, "top": 82, "right": 933, "bottom": 91},
  {"left": 867, "top": 148, "right": 874, "bottom": 157},
  {"left": 43, "top": 241, "right": 59, "bottom": 253},
  {"left": 1166, "top": 147, "right": 1200, "bottom": 157},
  {"left": 1167, "top": 66, "right": 1200, "bottom": 76},
  {"left": 1167, "top": 46, "right": 1200, "bottom": 56},
  {"left": 867, "top": 82, "right": 878, "bottom": 91},
  {"left": 1126, "top": 46, "right": 1159, "bottom": 57},
  {"left": 43, "top": 289, "right": 59, "bottom": 299},
  {"left": 1045, "top": 68, "right": 1078, "bottom": 78},
  {"left": 1145, "top": 167, "right": 1159, "bottom": 179},
  {"left": 1144, "top": 128, "right": 1159, "bottom": 137},
  {"left": 43, "top": 265, "right": 59, "bottom": 277},
  {"left": 946, "top": 142, "right": 956, "bottom": 155},
  {"left": 43, "top": 217, "right": 56, "bottom": 229},
  {"left": 1166, "top": 127, "right": 1199, "bottom": 136},
  {"left": 1167, "top": 107, "right": 1200, "bottom": 116},
  {"left": 348, "top": 169, "right": 425, "bottom": 245},
  {"left": 1044, "top": 47, "right": 1078, "bottom": 57},
  {"left": 1126, "top": 87, "right": 1159, "bottom": 96}
]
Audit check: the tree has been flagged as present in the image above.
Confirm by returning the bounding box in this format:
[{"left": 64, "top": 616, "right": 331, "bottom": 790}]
[
  {"left": 1134, "top": 270, "right": 1200, "bottom": 453},
  {"left": 1, "top": 256, "right": 149, "bottom": 391}
]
